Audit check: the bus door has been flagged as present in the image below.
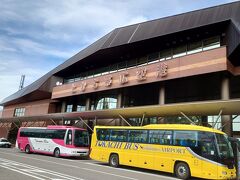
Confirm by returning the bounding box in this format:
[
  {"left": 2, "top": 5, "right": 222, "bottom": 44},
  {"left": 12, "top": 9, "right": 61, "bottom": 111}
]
[
  {"left": 198, "top": 132, "right": 219, "bottom": 178},
  {"left": 174, "top": 131, "right": 203, "bottom": 177},
  {"left": 229, "top": 137, "right": 240, "bottom": 180},
  {"left": 65, "top": 129, "right": 73, "bottom": 147}
]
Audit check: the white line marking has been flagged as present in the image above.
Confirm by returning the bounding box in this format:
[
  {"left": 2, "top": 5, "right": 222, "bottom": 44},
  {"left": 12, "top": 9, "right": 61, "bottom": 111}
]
[
  {"left": 84, "top": 162, "right": 177, "bottom": 180},
  {"left": 81, "top": 167, "right": 138, "bottom": 180},
  {"left": 21, "top": 169, "right": 46, "bottom": 173},
  {"left": 0, "top": 150, "right": 176, "bottom": 180},
  {"left": 0, "top": 164, "right": 46, "bottom": 180},
  {"left": 0, "top": 157, "right": 84, "bottom": 180},
  {"left": 0, "top": 151, "right": 82, "bottom": 168}
]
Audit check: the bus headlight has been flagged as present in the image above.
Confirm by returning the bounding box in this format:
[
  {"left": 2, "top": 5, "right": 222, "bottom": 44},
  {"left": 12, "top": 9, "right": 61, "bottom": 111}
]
[{"left": 222, "top": 171, "right": 227, "bottom": 175}]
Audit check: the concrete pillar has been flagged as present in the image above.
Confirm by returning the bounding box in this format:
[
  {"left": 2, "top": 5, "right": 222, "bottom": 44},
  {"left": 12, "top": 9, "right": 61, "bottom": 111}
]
[
  {"left": 158, "top": 84, "right": 165, "bottom": 124},
  {"left": 86, "top": 98, "right": 91, "bottom": 111},
  {"left": 221, "top": 76, "right": 232, "bottom": 136},
  {"left": 117, "top": 93, "right": 122, "bottom": 108},
  {"left": 116, "top": 93, "right": 122, "bottom": 126},
  {"left": 221, "top": 77, "right": 230, "bottom": 100},
  {"left": 159, "top": 85, "right": 165, "bottom": 105},
  {"left": 61, "top": 101, "right": 66, "bottom": 113}
]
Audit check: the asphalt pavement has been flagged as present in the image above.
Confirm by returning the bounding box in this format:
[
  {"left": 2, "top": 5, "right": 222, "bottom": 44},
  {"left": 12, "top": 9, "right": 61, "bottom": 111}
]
[{"left": 0, "top": 148, "right": 181, "bottom": 180}]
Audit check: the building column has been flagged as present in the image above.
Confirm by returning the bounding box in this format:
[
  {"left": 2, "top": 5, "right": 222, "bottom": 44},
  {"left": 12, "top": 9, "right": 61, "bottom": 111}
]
[
  {"left": 221, "top": 76, "right": 232, "bottom": 136},
  {"left": 86, "top": 98, "right": 91, "bottom": 111},
  {"left": 159, "top": 84, "right": 165, "bottom": 105},
  {"left": 117, "top": 93, "right": 122, "bottom": 108},
  {"left": 116, "top": 93, "right": 122, "bottom": 126},
  {"left": 158, "top": 84, "right": 165, "bottom": 124},
  {"left": 61, "top": 101, "right": 66, "bottom": 113}
]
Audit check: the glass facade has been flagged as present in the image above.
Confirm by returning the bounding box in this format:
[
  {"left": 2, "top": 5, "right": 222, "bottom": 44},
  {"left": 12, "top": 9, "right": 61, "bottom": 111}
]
[
  {"left": 233, "top": 115, "right": 240, "bottom": 132},
  {"left": 230, "top": 75, "right": 240, "bottom": 99},
  {"left": 207, "top": 115, "right": 240, "bottom": 133},
  {"left": 64, "top": 96, "right": 87, "bottom": 113},
  {"left": 165, "top": 74, "right": 221, "bottom": 103},
  {"left": 55, "top": 33, "right": 237, "bottom": 136},
  {"left": 66, "top": 104, "right": 73, "bottom": 112},
  {"left": 96, "top": 97, "right": 117, "bottom": 110},
  {"left": 187, "top": 41, "right": 202, "bottom": 54},
  {"left": 122, "top": 84, "right": 159, "bottom": 107},
  {"left": 77, "top": 105, "right": 86, "bottom": 112},
  {"left": 208, "top": 116, "right": 222, "bottom": 129},
  {"left": 127, "top": 117, "right": 158, "bottom": 126},
  {"left": 64, "top": 36, "right": 221, "bottom": 84}
]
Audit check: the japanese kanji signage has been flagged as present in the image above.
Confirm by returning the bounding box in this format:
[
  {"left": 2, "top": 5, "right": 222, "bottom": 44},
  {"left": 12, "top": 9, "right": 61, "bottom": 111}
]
[{"left": 68, "top": 62, "right": 168, "bottom": 94}]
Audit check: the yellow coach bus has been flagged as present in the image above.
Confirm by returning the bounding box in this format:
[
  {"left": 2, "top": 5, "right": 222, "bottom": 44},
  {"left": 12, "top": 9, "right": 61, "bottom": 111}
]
[{"left": 90, "top": 124, "right": 236, "bottom": 179}]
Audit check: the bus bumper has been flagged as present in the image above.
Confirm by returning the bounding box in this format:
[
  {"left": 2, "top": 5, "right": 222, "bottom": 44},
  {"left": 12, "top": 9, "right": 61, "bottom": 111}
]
[
  {"left": 69, "top": 150, "right": 89, "bottom": 157},
  {"left": 218, "top": 167, "right": 236, "bottom": 180}
]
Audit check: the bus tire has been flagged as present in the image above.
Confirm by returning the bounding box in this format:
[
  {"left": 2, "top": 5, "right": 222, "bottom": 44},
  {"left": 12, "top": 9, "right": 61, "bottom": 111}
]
[
  {"left": 174, "top": 162, "right": 190, "bottom": 180},
  {"left": 109, "top": 154, "right": 119, "bottom": 167},
  {"left": 54, "top": 148, "right": 60, "bottom": 158},
  {"left": 25, "top": 145, "right": 31, "bottom": 154}
]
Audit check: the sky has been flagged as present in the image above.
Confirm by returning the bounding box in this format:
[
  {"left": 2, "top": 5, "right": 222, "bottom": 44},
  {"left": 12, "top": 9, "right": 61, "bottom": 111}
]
[{"left": 0, "top": 0, "right": 238, "bottom": 109}]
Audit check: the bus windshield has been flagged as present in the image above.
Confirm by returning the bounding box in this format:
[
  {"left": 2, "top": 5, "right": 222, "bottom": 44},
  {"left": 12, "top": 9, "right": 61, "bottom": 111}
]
[
  {"left": 74, "top": 130, "right": 89, "bottom": 147},
  {"left": 215, "top": 134, "right": 234, "bottom": 159}
]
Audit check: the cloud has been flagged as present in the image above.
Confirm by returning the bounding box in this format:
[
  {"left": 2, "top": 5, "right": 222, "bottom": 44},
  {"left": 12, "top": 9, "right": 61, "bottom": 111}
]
[
  {"left": 0, "top": 58, "right": 49, "bottom": 102},
  {"left": 0, "top": 0, "right": 238, "bottom": 106}
]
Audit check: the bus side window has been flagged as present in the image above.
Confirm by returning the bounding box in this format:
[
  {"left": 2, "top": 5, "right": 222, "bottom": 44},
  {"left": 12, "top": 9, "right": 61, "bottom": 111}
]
[
  {"left": 128, "top": 130, "right": 148, "bottom": 143},
  {"left": 149, "top": 130, "right": 160, "bottom": 144},
  {"left": 66, "top": 130, "right": 72, "bottom": 145},
  {"left": 173, "top": 131, "right": 197, "bottom": 147},
  {"left": 148, "top": 130, "right": 172, "bottom": 145},
  {"left": 97, "top": 129, "right": 110, "bottom": 141},
  {"left": 160, "top": 131, "right": 172, "bottom": 145},
  {"left": 110, "top": 130, "right": 127, "bottom": 142}
]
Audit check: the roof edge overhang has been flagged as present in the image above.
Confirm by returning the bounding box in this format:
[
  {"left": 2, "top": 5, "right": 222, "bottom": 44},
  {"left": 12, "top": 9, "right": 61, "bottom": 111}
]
[
  {"left": 0, "top": 90, "right": 52, "bottom": 106},
  {"left": 0, "top": 99, "right": 239, "bottom": 123}
]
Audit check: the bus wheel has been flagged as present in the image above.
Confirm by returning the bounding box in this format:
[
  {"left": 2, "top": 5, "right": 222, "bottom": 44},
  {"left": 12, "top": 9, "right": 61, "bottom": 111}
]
[
  {"left": 175, "top": 162, "right": 190, "bottom": 180},
  {"left": 109, "top": 154, "right": 119, "bottom": 167},
  {"left": 25, "top": 145, "right": 31, "bottom": 154},
  {"left": 54, "top": 148, "right": 60, "bottom": 158}
]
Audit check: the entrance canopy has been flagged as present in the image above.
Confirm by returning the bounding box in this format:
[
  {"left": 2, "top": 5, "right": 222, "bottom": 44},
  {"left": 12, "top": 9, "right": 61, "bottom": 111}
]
[{"left": 0, "top": 99, "right": 240, "bottom": 123}]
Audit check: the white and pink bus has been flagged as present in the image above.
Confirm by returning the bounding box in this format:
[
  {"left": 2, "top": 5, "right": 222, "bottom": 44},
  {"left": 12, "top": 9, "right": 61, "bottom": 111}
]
[{"left": 16, "top": 126, "right": 89, "bottom": 157}]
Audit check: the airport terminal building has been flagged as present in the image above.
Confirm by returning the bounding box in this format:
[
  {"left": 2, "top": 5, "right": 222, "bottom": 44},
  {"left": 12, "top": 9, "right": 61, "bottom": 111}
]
[{"left": 1, "top": 2, "right": 240, "bottom": 142}]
